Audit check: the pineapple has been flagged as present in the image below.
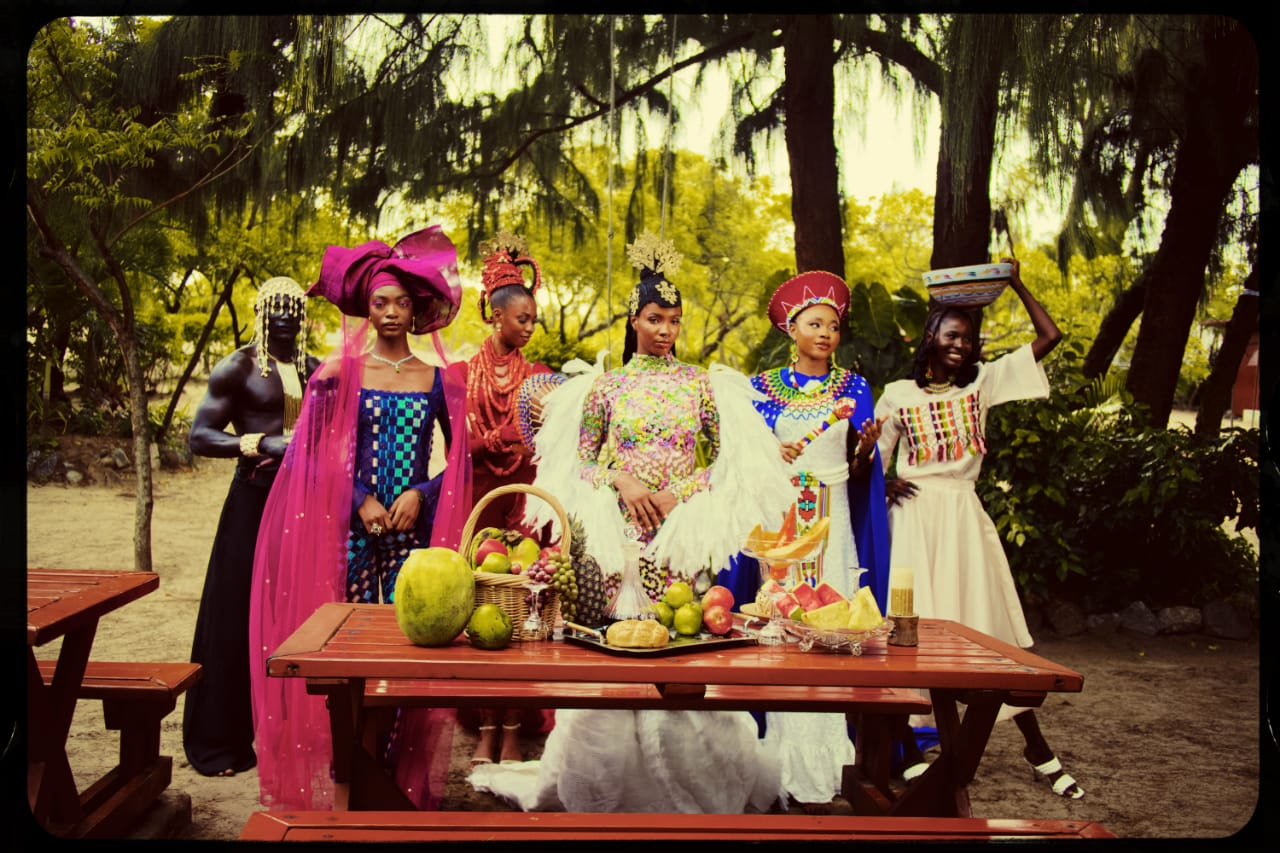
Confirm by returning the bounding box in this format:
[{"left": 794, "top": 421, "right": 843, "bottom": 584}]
[{"left": 567, "top": 515, "right": 608, "bottom": 625}]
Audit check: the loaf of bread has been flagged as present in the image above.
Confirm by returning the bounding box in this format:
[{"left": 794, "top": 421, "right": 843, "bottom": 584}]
[{"left": 605, "top": 619, "right": 670, "bottom": 649}]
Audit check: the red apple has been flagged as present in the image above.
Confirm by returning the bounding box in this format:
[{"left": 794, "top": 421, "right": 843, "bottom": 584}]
[
  {"left": 539, "top": 546, "right": 561, "bottom": 560},
  {"left": 473, "top": 538, "right": 508, "bottom": 568},
  {"left": 702, "top": 603, "right": 733, "bottom": 635},
  {"left": 701, "top": 584, "right": 735, "bottom": 612}
]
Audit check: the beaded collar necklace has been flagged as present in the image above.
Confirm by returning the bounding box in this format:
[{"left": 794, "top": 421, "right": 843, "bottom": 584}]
[{"left": 467, "top": 336, "right": 534, "bottom": 477}]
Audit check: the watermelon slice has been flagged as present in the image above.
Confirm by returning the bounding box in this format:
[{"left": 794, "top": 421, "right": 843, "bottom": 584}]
[
  {"left": 790, "top": 581, "right": 822, "bottom": 612},
  {"left": 769, "top": 591, "right": 800, "bottom": 619},
  {"left": 815, "top": 582, "right": 846, "bottom": 606}
]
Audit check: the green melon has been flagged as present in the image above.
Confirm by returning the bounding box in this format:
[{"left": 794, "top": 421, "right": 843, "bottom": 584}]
[{"left": 393, "top": 547, "right": 475, "bottom": 646}]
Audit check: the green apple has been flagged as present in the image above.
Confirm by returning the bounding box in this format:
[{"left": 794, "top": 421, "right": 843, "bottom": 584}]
[{"left": 478, "top": 551, "right": 512, "bottom": 574}]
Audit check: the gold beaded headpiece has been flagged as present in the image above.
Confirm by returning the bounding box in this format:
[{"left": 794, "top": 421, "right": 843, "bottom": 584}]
[
  {"left": 625, "top": 232, "right": 683, "bottom": 316},
  {"left": 253, "top": 276, "right": 308, "bottom": 378}
]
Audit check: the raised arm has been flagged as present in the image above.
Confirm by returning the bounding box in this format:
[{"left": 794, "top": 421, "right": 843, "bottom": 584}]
[{"left": 1005, "top": 258, "right": 1063, "bottom": 362}]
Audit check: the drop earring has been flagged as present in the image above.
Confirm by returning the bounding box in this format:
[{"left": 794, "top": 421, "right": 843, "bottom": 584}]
[{"left": 788, "top": 342, "right": 799, "bottom": 366}]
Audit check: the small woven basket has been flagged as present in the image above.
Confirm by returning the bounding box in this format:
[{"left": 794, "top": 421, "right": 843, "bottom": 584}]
[{"left": 461, "top": 484, "right": 570, "bottom": 641}]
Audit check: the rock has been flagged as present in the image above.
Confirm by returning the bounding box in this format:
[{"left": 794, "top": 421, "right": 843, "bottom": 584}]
[
  {"left": 1119, "top": 600, "right": 1161, "bottom": 636},
  {"left": 1022, "top": 604, "right": 1043, "bottom": 634},
  {"left": 1156, "top": 605, "right": 1202, "bottom": 634},
  {"left": 1086, "top": 612, "right": 1120, "bottom": 634},
  {"left": 65, "top": 469, "right": 84, "bottom": 485},
  {"left": 1043, "top": 599, "right": 1087, "bottom": 636},
  {"left": 1202, "top": 599, "right": 1254, "bottom": 640},
  {"left": 31, "top": 451, "right": 61, "bottom": 482},
  {"left": 111, "top": 447, "right": 131, "bottom": 469},
  {"left": 27, "top": 449, "right": 43, "bottom": 474},
  {"left": 159, "top": 446, "right": 192, "bottom": 469}
]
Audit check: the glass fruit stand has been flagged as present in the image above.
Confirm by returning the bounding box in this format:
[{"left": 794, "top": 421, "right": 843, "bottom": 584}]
[{"left": 740, "top": 548, "right": 893, "bottom": 655}]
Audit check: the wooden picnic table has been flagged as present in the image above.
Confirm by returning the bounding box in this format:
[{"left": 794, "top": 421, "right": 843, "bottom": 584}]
[
  {"left": 26, "top": 568, "right": 163, "bottom": 836},
  {"left": 267, "top": 602, "right": 1083, "bottom": 818}
]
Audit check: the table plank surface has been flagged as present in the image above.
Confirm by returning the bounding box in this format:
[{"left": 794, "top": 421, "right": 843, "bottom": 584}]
[
  {"left": 268, "top": 603, "right": 1082, "bottom": 694},
  {"left": 27, "top": 569, "right": 159, "bottom": 646}
]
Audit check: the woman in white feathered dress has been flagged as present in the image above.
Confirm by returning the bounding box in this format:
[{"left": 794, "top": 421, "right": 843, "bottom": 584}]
[{"left": 470, "top": 234, "right": 792, "bottom": 814}]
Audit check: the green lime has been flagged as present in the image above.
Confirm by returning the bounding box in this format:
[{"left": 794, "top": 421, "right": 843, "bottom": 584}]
[
  {"left": 673, "top": 602, "right": 703, "bottom": 636},
  {"left": 663, "top": 581, "right": 694, "bottom": 609},
  {"left": 466, "top": 603, "right": 514, "bottom": 650},
  {"left": 654, "top": 601, "right": 675, "bottom": 628}
]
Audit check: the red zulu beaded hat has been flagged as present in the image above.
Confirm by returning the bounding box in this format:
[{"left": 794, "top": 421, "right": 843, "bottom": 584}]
[{"left": 766, "top": 270, "right": 850, "bottom": 333}]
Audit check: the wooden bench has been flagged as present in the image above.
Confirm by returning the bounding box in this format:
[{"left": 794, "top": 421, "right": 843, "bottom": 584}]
[
  {"left": 36, "top": 659, "right": 201, "bottom": 838},
  {"left": 241, "top": 811, "right": 1116, "bottom": 841}
]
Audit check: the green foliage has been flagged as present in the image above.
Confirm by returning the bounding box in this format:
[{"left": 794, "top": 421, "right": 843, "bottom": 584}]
[{"left": 977, "top": 339, "right": 1258, "bottom": 610}]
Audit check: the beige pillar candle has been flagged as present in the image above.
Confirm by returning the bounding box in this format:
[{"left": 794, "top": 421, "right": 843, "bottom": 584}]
[{"left": 889, "top": 566, "right": 914, "bottom": 616}]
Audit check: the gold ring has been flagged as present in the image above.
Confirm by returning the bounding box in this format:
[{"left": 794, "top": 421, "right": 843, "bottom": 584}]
[{"left": 370, "top": 523, "right": 384, "bottom": 536}]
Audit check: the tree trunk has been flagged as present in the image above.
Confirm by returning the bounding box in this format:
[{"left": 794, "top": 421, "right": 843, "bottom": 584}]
[
  {"left": 123, "top": 335, "right": 155, "bottom": 572},
  {"left": 158, "top": 267, "right": 241, "bottom": 443},
  {"left": 782, "top": 15, "right": 844, "bottom": 276},
  {"left": 28, "top": 194, "right": 154, "bottom": 571},
  {"left": 930, "top": 18, "right": 1007, "bottom": 270},
  {"left": 1082, "top": 276, "right": 1148, "bottom": 379},
  {"left": 1125, "top": 21, "right": 1256, "bottom": 428},
  {"left": 1194, "top": 273, "right": 1258, "bottom": 439}
]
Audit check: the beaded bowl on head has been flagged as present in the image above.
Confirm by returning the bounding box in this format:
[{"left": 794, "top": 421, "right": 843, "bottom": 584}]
[
  {"left": 767, "top": 270, "right": 850, "bottom": 333},
  {"left": 922, "top": 263, "right": 1012, "bottom": 308}
]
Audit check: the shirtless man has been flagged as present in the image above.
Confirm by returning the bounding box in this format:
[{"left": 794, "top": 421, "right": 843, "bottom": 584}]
[{"left": 182, "top": 277, "right": 318, "bottom": 777}]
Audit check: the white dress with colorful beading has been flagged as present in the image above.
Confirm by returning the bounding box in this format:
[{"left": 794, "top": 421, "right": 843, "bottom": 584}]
[{"left": 874, "top": 343, "right": 1050, "bottom": 649}]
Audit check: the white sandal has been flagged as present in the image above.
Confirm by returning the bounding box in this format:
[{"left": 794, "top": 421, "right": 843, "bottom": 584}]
[
  {"left": 902, "top": 761, "right": 929, "bottom": 781},
  {"left": 1029, "top": 755, "right": 1084, "bottom": 799}
]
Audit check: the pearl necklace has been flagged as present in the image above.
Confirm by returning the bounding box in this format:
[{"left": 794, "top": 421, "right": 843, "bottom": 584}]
[
  {"left": 925, "top": 379, "right": 954, "bottom": 394},
  {"left": 367, "top": 351, "right": 415, "bottom": 373}
]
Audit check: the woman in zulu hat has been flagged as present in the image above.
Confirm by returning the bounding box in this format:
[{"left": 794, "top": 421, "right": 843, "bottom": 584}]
[
  {"left": 471, "top": 232, "right": 791, "bottom": 814},
  {"left": 731, "top": 269, "right": 891, "bottom": 811},
  {"left": 447, "top": 231, "right": 556, "bottom": 767},
  {"left": 248, "top": 225, "right": 472, "bottom": 811},
  {"left": 874, "top": 258, "right": 1082, "bottom": 798}
]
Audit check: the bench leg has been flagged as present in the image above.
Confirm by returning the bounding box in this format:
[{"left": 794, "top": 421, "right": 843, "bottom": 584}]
[{"left": 103, "top": 698, "right": 174, "bottom": 776}]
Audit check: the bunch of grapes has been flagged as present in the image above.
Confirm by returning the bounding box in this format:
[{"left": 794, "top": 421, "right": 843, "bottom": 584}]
[
  {"left": 545, "top": 549, "right": 579, "bottom": 622},
  {"left": 525, "top": 556, "right": 553, "bottom": 584}
]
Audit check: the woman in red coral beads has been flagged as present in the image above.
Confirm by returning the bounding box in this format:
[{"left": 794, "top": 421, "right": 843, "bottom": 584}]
[{"left": 447, "top": 231, "right": 554, "bottom": 767}]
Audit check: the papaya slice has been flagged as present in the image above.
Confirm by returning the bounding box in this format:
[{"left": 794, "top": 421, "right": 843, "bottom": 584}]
[{"left": 777, "top": 505, "right": 798, "bottom": 545}]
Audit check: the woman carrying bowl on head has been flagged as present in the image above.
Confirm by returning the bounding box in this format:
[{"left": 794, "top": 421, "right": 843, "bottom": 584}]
[
  {"left": 732, "top": 270, "right": 892, "bottom": 812},
  {"left": 874, "top": 258, "right": 1083, "bottom": 799}
]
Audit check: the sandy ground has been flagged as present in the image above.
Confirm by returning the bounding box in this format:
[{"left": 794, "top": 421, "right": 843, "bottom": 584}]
[{"left": 24, "top": 448, "right": 1264, "bottom": 841}]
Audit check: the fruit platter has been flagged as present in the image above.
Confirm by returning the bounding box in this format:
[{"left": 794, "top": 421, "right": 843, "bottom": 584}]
[
  {"left": 563, "top": 578, "right": 757, "bottom": 656},
  {"left": 562, "top": 621, "right": 757, "bottom": 657},
  {"left": 742, "top": 581, "right": 893, "bottom": 656}
]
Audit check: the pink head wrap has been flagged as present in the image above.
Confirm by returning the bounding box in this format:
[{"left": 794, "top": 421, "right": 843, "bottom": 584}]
[{"left": 308, "top": 225, "right": 462, "bottom": 334}]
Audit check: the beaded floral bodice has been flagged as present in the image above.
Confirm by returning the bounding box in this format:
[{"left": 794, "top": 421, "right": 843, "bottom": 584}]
[{"left": 578, "top": 353, "right": 719, "bottom": 497}]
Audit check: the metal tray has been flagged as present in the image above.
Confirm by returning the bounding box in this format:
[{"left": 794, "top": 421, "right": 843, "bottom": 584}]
[{"left": 563, "top": 624, "right": 757, "bottom": 656}]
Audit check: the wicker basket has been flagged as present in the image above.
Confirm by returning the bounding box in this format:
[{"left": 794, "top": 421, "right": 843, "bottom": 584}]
[{"left": 461, "top": 484, "right": 571, "bottom": 641}]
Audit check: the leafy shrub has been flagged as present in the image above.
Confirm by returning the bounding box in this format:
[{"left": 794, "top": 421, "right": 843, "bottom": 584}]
[{"left": 978, "top": 341, "right": 1258, "bottom": 610}]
